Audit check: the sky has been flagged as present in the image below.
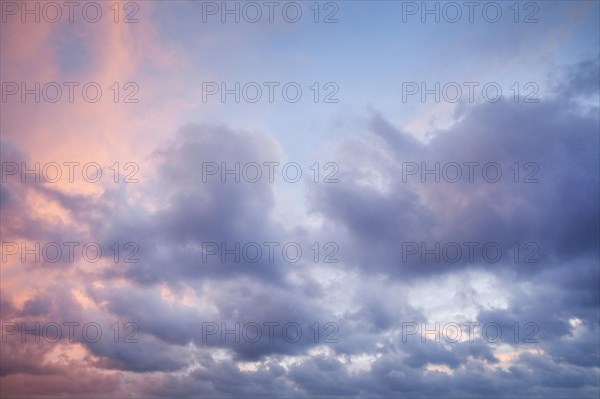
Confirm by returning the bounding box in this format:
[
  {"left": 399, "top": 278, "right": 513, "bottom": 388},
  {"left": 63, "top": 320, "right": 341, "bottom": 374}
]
[{"left": 0, "top": 0, "right": 599, "bottom": 397}]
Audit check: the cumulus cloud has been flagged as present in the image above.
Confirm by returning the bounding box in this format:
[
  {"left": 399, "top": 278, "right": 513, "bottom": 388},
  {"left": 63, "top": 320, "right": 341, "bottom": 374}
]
[{"left": 1, "top": 57, "right": 598, "bottom": 398}]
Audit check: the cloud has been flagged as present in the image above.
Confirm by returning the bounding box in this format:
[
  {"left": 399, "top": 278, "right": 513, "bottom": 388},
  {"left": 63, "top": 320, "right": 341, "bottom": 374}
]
[
  {"left": 308, "top": 58, "right": 600, "bottom": 280},
  {"left": 1, "top": 58, "right": 598, "bottom": 397}
]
